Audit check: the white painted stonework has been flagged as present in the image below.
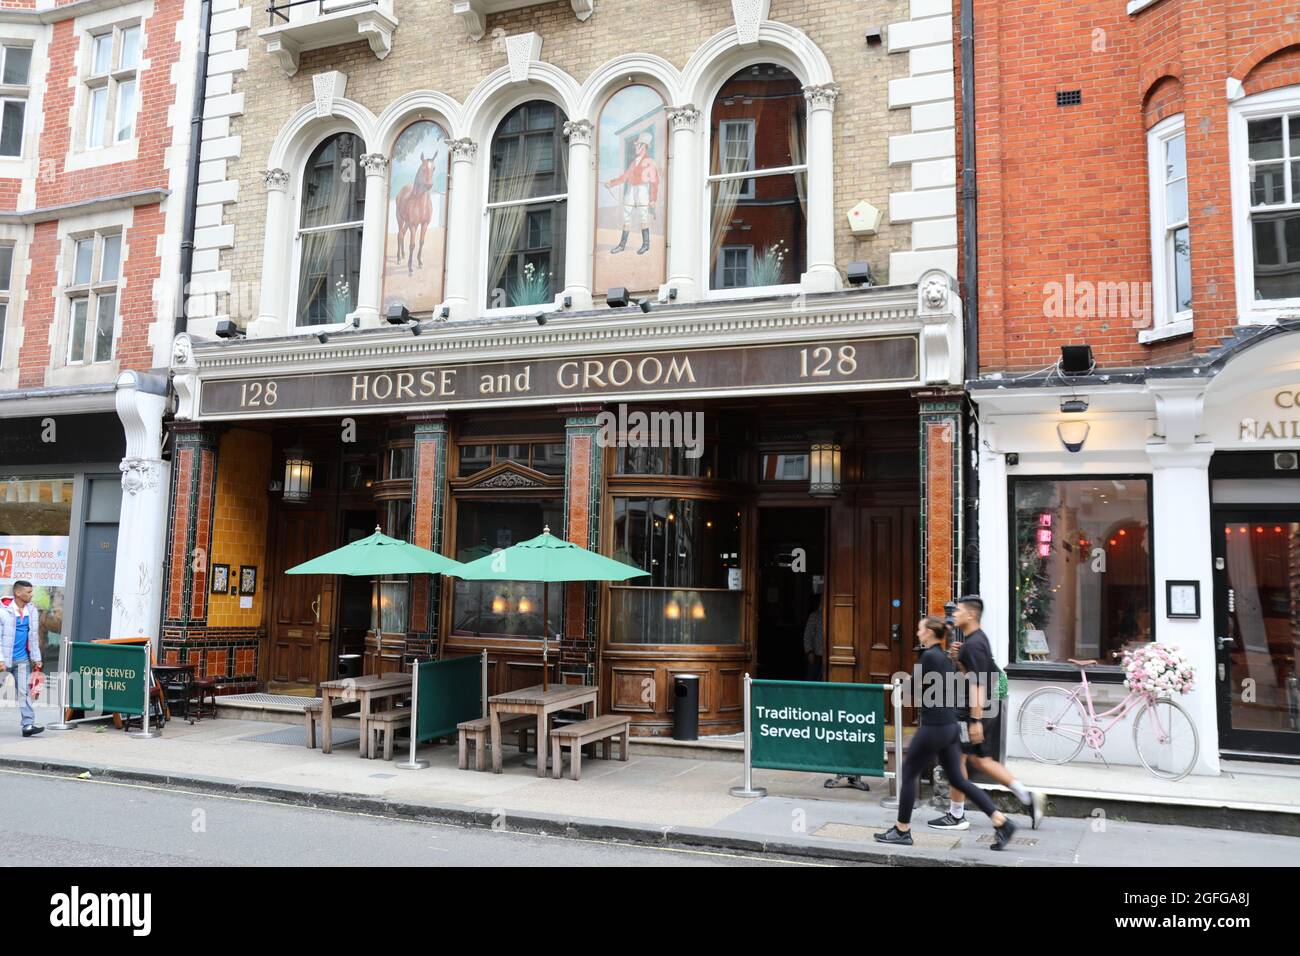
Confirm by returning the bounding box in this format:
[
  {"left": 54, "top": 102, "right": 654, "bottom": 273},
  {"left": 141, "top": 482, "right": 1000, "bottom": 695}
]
[{"left": 886, "top": 1, "right": 959, "bottom": 285}]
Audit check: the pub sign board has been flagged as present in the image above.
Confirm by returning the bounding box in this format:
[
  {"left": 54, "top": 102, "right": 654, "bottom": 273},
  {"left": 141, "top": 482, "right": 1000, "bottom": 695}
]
[
  {"left": 198, "top": 336, "right": 919, "bottom": 418},
  {"left": 749, "top": 678, "right": 888, "bottom": 777},
  {"left": 67, "top": 642, "right": 148, "bottom": 717}
]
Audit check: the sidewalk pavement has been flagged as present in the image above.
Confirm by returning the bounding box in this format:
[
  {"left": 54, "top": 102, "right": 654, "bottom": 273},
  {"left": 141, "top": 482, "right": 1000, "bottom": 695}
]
[{"left": 1, "top": 705, "right": 1296, "bottom": 866}]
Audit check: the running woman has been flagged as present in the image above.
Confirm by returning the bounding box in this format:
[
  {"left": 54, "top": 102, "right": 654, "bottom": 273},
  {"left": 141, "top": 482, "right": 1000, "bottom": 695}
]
[
  {"left": 875, "top": 616, "right": 1018, "bottom": 850},
  {"left": 929, "top": 595, "right": 1046, "bottom": 831}
]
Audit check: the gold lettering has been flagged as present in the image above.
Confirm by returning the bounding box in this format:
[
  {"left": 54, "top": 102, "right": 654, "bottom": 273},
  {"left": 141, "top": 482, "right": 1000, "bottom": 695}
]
[
  {"left": 480, "top": 374, "right": 495, "bottom": 394},
  {"left": 351, "top": 375, "right": 369, "bottom": 402},
  {"left": 664, "top": 355, "right": 696, "bottom": 384},
  {"left": 557, "top": 361, "right": 579, "bottom": 389},
  {"left": 371, "top": 374, "right": 393, "bottom": 401},
  {"left": 637, "top": 356, "right": 663, "bottom": 384},
  {"left": 420, "top": 370, "right": 437, "bottom": 396},
  {"left": 514, "top": 366, "right": 531, "bottom": 392},
  {"left": 441, "top": 369, "right": 457, "bottom": 395},
  {"left": 584, "top": 360, "right": 607, "bottom": 389},
  {"left": 1277, "top": 391, "right": 1296, "bottom": 409},
  {"left": 396, "top": 372, "right": 415, "bottom": 399},
  {"left": 607, "top": 359, "right": 633, "bottom": 387}
]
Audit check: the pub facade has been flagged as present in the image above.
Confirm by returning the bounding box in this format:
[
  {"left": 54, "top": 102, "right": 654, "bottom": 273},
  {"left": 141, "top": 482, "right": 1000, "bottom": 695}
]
[{"left": 162, "top": 0, "right": 967, "bottom": 734}]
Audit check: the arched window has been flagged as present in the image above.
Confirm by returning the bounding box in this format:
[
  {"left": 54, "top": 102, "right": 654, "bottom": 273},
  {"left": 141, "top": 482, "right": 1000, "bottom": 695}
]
[
  {"left": 708, "top": 64, "right": 807, "bottom": 291},
  {"left": 486, "top": 101, "right": 568, "bottom": 308},
  {"left": 296, "top": 131, "right": 366, "bottom": 326},
  {"left": 594, "top": 84, "right": 667, "bottom": 292},
  {"left": 384, "top": 120, "right": 450, "bottom": 315}
]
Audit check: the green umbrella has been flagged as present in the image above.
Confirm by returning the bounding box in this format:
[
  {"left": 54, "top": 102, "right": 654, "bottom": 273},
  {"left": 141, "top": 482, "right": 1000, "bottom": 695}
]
[
  {"left": 285, "top": 528, "right": 464, "bottom": 577},
  {"left": 453, "top": 526, "right": 648, "bottom": 689},
  {"left": 286, "top": 528, "right": 464, "bottom": 647}
]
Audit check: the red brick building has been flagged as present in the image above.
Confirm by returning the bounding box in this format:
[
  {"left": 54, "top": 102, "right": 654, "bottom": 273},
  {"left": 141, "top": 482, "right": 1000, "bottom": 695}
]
[
  {"left": 0, "top": 0, "right": 201, "bottom": 659},
  {"left": 967, "top": 0, "right": 1300, "bottom": 767}
]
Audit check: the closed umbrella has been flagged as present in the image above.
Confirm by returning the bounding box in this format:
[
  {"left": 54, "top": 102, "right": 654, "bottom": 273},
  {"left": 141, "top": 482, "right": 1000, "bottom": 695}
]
[{"left": 452, "top": 526, "right": 648, "bottom": 689}]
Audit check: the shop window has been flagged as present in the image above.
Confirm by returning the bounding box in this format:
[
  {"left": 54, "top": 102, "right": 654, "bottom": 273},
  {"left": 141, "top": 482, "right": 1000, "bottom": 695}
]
[
  {"left": 1146, "top": 116, "right": 1191, "bottom": 332},
  {"left": 65, "top": 231, "right": 122, "bottom": 365},
  {"left": 608, "top": 497, "right": 743, "bottom": 645},
  {"left": 1246, "top": 110, "right": 1300, "bottom": 302},
  {"left": 612, "top": 432, "right": 742, "bottom": 482},
  {"left": 594, "top": 84, "right": 667, "bottom": 293},
  {"left": 457, "top": 441, "right": 566, "bottom": 476},
  {"left": 383, "top": 119, "right": 450, "bottom": 315},
  {"left": 760, "top": 452, "right": 810, "bottom": 481},
  {"left": 486, "top": 101, "right": 567, "bottom": 308},
  {"left": 0, "top": 477, "right": 74, "bottom": 670},
  {"left": 0, "top": 43, "right": 32, "bottom": 157},
  {"left": 1011, "top": 478, "right": 1152, "bottom": 666},
  {"left": 296, "top": 131, "right": 366, "bottom": 327},
  {"left": 385, "top": 445, "right": 413, "bottom": 481},
  {"left": 452, "top": 497, "right": 563, "bottom": 638},
  {"left": 84, "top": 22, "right": 141, "bottom": 149},
  {"left": 708, "top": 64, "right": 807, "bottom": 291},
  {"left": 0, "top": 243, "right": 12, "bottom": 362}
]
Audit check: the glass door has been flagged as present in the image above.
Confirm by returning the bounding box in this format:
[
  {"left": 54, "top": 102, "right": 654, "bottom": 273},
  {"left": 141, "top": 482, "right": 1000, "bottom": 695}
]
[{"left": 1213, "top": 511, "right": 1300, "bottom": 756}]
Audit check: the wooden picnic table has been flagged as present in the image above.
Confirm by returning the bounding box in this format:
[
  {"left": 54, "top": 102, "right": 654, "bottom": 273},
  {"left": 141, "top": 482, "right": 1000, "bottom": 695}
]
[
  {"left": 489, "top": 683, "right": 598, "bottom": 776},
  {"left": 319, "top": 672, "right": 411, "bottom": 758}
]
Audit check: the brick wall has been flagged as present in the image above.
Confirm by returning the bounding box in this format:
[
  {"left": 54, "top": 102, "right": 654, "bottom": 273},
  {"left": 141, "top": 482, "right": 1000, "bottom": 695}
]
[{"left": 973, "top": 0, "right": 1300, "bottom": 373}]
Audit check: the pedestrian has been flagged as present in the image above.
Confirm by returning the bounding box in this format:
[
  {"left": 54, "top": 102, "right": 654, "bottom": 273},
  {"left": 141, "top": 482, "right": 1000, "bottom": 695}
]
[
  {"left": 930, "top": 594, "right": 1045, "bottom": 831},
  {"left": 0, "top": 580, "right": 44, "bottom": 738},
  {"left": 874, "top": 616, "right": 1017, "bottom": 850},
  {"left": 803, "top": 592, "right": 824, "bottom": 681}
]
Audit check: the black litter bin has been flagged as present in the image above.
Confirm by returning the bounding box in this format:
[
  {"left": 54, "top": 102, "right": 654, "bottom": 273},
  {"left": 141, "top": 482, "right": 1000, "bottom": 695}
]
[
  {"left": 337, "top": 654, "right": 361, "bottom": 680},
  {"left": 672, "top": 674, "right": 700, "bottom": 741}
]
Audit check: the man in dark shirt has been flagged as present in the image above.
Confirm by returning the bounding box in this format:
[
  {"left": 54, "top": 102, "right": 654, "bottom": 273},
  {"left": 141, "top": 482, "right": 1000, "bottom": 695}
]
[{"left": 929, "top": 595, "right": 1045, "bottom": 831}]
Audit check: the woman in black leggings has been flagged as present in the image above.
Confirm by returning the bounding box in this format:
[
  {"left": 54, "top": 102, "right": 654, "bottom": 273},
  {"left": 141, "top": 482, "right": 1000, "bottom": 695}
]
[{"left": 875, "top": 616, "right": 1018, "bottom": 851}]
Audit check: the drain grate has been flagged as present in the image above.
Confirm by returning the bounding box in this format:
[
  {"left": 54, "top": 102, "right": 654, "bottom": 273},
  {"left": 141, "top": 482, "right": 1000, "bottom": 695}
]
[{"left": 241, "top": 726, "right": 360, "bottom": 747}]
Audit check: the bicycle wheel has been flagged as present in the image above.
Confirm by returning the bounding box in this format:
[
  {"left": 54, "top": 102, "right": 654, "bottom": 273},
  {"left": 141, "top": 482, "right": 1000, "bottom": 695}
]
[
  {"left": 1132, "top": 696, "right": 1199, "bottom": 781},
  {"left": 1017, "top": 686, "right": 1087, "bottom": 764}
]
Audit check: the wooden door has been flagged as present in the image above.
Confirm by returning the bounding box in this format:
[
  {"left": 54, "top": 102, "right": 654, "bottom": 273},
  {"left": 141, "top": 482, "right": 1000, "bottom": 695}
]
[
  {"left": 858, "top": 505, "right": 921, "bottom": 720},
  {"left": 270, "top": 507, "right": 335, "bottom": 686}
]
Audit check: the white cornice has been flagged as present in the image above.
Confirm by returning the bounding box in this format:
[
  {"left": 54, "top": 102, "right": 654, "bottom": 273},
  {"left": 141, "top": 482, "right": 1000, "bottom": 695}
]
[
  {"left": 186, "top": 287, "right": 933, "bottom": 377},
  {"left": 0, "top": 0, "right": 136, "bottom": 25},
  {"left": 0, "top": 187, "right": 169, "bottom": 225}
]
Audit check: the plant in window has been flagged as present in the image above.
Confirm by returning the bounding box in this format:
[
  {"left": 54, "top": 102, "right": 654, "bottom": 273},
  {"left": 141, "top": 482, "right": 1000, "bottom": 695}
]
[
  {"left": 331, "top": 276, "right": 351, "bottom": 324},
  {"left": 509, "top": 261, "right": 552, "bottom": 307},
  {"left": 751, "top": 239, "right": 787, "bottom": 288},
  {"left": 1015, "top": 508, "right": 1054, "bottom": 659}
]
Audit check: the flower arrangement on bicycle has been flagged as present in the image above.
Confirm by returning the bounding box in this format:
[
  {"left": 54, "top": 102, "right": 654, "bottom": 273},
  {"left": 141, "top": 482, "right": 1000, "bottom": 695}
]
[{"left": 1122, "top": 643, "right": 1195, "bottom": 697}]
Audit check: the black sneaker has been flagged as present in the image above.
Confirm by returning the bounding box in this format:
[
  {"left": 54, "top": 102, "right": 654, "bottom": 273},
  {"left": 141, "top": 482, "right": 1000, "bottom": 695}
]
[
  {"left": 1028, "top": 792, "right": 1046, "bottom": 830},
  {"left": 873, "top": 825, "right": 914, "bottom": 846},
  {"left": 990, "top": 818, "right": 1018, "bottom": 851},
  {"left": 21, "top": 725, "right": 43, "bottom": 738},
  {"left": 928, "top": 812, "right": 970, "bottom": 830}
]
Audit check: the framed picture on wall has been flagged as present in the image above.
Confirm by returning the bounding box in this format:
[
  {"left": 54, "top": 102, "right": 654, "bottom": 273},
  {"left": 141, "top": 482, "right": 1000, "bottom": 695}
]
[
  {"left": 239, "top": 565, "right": 258, "bottom": 596},
  {"left": 210, "top": 564, "right": 229, "bottom": 595},
  {"left": 1166, "top": 580, "right": 1200, "bottom": 619}
]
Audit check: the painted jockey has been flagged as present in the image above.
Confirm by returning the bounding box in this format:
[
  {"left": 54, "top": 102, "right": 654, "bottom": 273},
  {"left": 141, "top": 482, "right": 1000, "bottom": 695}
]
[{"left": 605, "top": 131, "right": 660, "bottom": 255}]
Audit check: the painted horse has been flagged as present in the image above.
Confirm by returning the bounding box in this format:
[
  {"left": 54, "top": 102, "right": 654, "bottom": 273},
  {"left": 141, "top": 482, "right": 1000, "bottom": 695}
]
[{"left": 395, "top": 153, "right": 434, "bottom": 274}]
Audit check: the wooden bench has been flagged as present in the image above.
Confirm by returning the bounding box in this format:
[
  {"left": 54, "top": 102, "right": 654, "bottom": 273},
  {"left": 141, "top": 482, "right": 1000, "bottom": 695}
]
[
  {"left": 368, "top": 708, "right": 412, "bottom": 761},
  {"left": 304, "top": 698, "right": 360, "bottom": 749},
  {"left": 549, "top": 714, "right": 631, "bottom": 781},
  {"left": 457, "top": 715, "right": 537, "bottom": 771}
]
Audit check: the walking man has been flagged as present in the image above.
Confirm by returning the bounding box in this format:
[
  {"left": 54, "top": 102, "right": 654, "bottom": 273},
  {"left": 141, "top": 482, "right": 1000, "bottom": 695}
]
[
  {"left": 929, "top": 595, "right": 1044, "bottom": 830},
  {"left": 604, "top": 131, "right": 660, "bottom": 255},
  {"left": 0, "top": 580, "right": 44, "bottom": 737}
]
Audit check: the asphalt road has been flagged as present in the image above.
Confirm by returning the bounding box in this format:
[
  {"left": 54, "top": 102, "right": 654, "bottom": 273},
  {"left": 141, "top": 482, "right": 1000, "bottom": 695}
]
[{"left": 0, "top": 768, "right": 821, "bottom": 867}]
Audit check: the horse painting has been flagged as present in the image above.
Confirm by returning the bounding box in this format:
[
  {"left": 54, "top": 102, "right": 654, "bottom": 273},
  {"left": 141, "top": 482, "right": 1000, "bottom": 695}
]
[{"left": 394, "top": 153, "right": 434, "bottom": 274}]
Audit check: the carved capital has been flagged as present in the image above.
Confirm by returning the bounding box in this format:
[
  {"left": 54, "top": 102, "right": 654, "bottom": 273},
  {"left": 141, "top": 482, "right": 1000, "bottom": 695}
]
[
  {"left": 562, "top": 119, "right": 593, "bottom": 145},
  {"left": 666, "top": 104, "right": 701, "bottom": 132},
  {"left": 263, "top": 168, "right": 291, "bottom": 191},
  {"left": 446, "top": 137, "right": 478, "bottom": 161},
  {"left": 360, "top": 152, "right": 389, "bottom": 176},
  {"left": 803, "top": 83, "right": 841, "bottom": 112}
]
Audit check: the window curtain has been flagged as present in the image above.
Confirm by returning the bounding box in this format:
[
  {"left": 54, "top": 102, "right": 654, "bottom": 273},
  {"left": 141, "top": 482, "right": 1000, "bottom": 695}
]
[
  {"left": 789, "top": 107, "right": 807, "bottom": 221},
  {"left": 296, "top": 137, "right": 361, "bottom": 325},
  {"left": 486, "top": 133, "right": 553, "bottom": 300},
  {"left": 709, "top": 130, "right": 747, "bottom": 277}
]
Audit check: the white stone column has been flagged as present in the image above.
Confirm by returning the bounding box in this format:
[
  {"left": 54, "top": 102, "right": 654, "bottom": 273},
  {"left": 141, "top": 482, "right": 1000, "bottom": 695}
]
[
  {"left": 111, "top": 371, "right": 172, "bottom": 649},
  {"left": 250, "top": 168, "right": 292, "bottom": 338},
  {"left": 664, "top": 104, "right": 701, "bottom": 302},
  {"left": 1148, "top": 444, "right": 1220, "bottom": 775},
  {"left": 801, "top": 83, "right": 842, "bottom": 294},
  {"left": 354, "top": 152, "right": 389, "bottom": 328},
  {"left": 441, "top": 137, "right": 478, "bottom": 320},
  {"left": 561, "top": 119, "right": 594, "bottom": 311}
]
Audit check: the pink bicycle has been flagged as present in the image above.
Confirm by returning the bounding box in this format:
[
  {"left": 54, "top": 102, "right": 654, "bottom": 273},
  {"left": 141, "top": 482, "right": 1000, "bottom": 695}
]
[{"left": 1017, "top": 657, "right": 1200, "bottom": 781}]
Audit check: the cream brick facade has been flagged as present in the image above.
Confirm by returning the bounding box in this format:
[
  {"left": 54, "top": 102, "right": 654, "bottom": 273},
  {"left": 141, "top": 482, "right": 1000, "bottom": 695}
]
[{"left": 185, "top": 0, "right": 960, "bottom": 336}]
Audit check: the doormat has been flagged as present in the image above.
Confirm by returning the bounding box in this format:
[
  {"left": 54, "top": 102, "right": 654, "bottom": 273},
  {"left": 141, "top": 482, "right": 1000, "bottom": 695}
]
[{"left": 811, "top": 822, "right": 962, "bottom": 850}]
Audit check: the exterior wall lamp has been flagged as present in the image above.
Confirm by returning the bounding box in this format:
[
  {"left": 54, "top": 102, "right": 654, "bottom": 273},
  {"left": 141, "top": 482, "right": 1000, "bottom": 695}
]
[
  {"left": 283, "top": 447, "right": 314, "bottom": 501},
  {"left": 1057, "top": 398, "right": 1090, "bottom": 453},
  {"left": 809, "top": 432, "right": 842, "bottom": 497}
]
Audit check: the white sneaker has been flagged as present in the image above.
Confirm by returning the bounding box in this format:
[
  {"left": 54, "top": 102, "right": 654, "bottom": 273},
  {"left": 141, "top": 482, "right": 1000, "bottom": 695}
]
[
  {"left": 927, "top": 812, "right": 970, "bottom": 830},
  {"left": 1029, "top": 791, "right": 1046, "bottom": 829}
]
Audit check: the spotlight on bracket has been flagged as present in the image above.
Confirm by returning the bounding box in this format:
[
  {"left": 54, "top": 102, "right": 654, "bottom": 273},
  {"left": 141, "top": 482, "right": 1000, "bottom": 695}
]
[
  {"left": 535, "top": 312, "right": 548, "bottom": 326},
  {"left": 865, "top": 27, "right": 884, "bottom": 45},
  {"left": 637, "top": 298, "right": 652, "bottom": 313},
  {"left": 606, "top": 287, "right": 630, "bottom": 308},
  {"left": 1060, "top": 345, "right": 1095, "bottom": 376},
  {"left": 1060, "top": 397, "right": 1089, "bottom": 414},
  {"left": 214, "top": 318, "right": 243, "bottom": 339},
  {"left": 437, "top": 305, "right": 450, "bottom": 320},
  {"left": 386, "top": 304, "right": 411, "bottom": 324},
  {"left": 846, "top": 261, "right": 873, "bottom": 286},
  {"left": 410, "top": 322, "right": 422, "bottom": 336},
  {"left": 317, "top": 332, "right": 329, "bottom": 345}
]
